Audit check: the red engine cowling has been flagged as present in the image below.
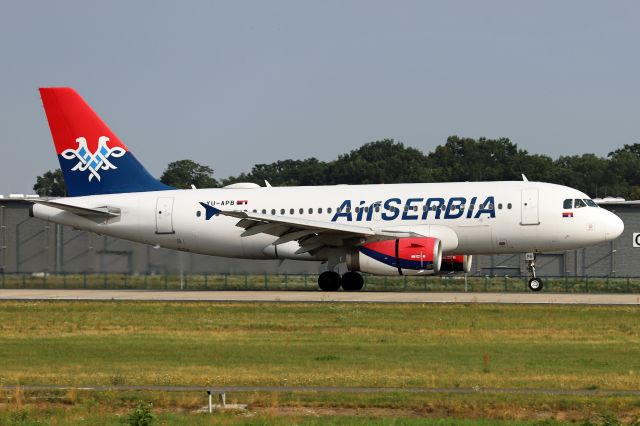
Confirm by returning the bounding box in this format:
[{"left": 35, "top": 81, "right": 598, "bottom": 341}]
[
  {"left": 439, "top": 255, "right": 473, "bottom": 273},
  {"left": 346, "top": 237, "right": 442, "bottom": 276}
]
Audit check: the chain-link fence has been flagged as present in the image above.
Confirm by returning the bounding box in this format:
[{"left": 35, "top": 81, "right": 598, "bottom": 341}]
[{"left": 2, "top": 272, "right": 640, "bottom": 293}]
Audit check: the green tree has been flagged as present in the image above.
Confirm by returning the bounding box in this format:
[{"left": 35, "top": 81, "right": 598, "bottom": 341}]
[
  {"left": 325, "top": 139, "right": 433, "bottom": 184},
  {"left": 553, "top": 154, "right": 624, "bottom": 198},
  {"left": 428, "top": 136, "right": 527, "bottom": 182},
  {"left": 608, "top": 143, "right": 640, "bottom": 195},
  {"left": 204, "top": 137, "right": 637, "bottom": 199},
  {"left": 33, "top": 169, "right": 67, "bottom": 197},
  {"left": 160, "top": 159, "right": 218, "bottom": 189},
  {"left": 222, "top": 158, "right": 328, "bottom": 187}
]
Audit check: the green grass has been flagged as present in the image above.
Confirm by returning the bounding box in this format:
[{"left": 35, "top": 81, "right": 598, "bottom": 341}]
[
  {"left": 0, "top": 302, "right": 639, "bottom": 389},
  {"left": 0, "top": 301, "right": 639, "bottom": 423},
  {"left": 0, "top": 407, "right": 581, "bottom": 426},
  {"left": 1, "top": 390, "right": 639, "bottom": 425}
]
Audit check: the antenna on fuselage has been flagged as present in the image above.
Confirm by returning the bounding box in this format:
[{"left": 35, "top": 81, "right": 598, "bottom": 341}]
[{"left": 521, "top": 174, "right": 529, "bottom": 182}]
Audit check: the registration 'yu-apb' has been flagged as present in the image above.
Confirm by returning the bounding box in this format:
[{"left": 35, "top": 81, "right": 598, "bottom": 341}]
[{"left": 31, "top": 88, "right": 624, "bottom": 292}]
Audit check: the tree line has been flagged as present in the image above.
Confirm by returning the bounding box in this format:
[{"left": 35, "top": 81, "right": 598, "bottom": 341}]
[{"left": 33, "top": 136, "right": 640, "bottom": 199}]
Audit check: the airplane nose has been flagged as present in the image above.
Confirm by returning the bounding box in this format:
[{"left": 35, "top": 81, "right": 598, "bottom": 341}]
[{"left": 604, "top": 211, "right": 624, "bottom": 241}]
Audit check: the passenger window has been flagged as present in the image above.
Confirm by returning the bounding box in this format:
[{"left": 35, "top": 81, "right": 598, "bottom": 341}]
[
  {"left": 290, "top": 208, "right": 294, "bottom": 214},
  {"left": 280, "top": 209, "right": 285, "bottom": 215},
  {"left": 563, "top": 199, "right": 572, "bottom": 209},
  {"left": 271, "top": 209, "right": 276, "bottom": 215},
  {"left": 307, "top": 208, "right": 312, "bottom": 214},
  {"left": 498, "top": 203, "right": 502, "bottom": 209},
  {"left": 375, "top": 206, "right": 380, "bottom": 213},
  {"left": 328, "top": 207, "right": 332, "bottom": 214},
  {"left": 196, "top": 211, "right": 201, "bottom": 217},
  {"left": 253, "top": 209, "right": 257, "bottom": 213},
  {"left": 355, "top": 207, "right": 360, "bottom": 213},
  {"left": 299, "top": 208, "right": 304, "bottom": 214},
  {"left": 262, "top": 209, "right": 267, "bottom": 214},
  {"left": 507, "top": 203, "right": 512, "bottom": 209},
  {"left": 574, "top": 199, "right": 586, "bottom": 208},
  {"left": 318, "top": 207, "right": 323, "bottom": 214}
]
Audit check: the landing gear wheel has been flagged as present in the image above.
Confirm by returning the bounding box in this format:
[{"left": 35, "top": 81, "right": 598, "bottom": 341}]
[
  {"left": 528, "top": 277, "right": 543, "bottom": 292},
  {"left": 525, "top": 253, "right": 543, "bottom": 292},
  {"left": 318, "top": 271, "right": 341, "bottom": 291},
  {"left": 341, "top": 272, "right": 364, "bottom": 291}
]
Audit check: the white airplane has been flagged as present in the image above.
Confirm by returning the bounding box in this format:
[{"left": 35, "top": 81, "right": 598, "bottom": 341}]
[{"left": 30, "top": 88, "right": 624, "bottom": 292}]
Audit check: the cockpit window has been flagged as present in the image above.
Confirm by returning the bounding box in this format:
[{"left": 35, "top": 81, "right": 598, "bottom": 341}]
[
  {"left": 563, "top": 199, "right": 572, "bottom": 209},
  {"left": 574, "top": 199, "right": 587, "bottom": 208},
  {"left": 585, "top": 199, "right": 598, "bottom": 207}
]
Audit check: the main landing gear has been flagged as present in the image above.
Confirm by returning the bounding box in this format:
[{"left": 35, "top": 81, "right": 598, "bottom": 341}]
[
  {"left": 318, "top": 271, "right": 364, "bottom": 292},
  {"left": 525, "top": 252, "right": 543, "bottom": 292}
]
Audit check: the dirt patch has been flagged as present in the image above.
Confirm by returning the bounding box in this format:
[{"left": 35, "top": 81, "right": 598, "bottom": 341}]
[{"left": 251, "top": 404, "right": 612, "bottom": 422}]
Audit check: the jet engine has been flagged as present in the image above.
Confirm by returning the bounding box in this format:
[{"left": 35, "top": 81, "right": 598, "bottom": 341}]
[
  {"left": 346, "top": 237, "right": 442, "bottom": 276},
  {"left": 439, "top": 254, "right": 473, "bottom": 273}
]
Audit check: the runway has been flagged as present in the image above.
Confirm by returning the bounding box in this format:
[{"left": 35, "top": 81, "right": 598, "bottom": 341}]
[{"left": 0, "top": 289, "right": 639, "bottom": 304}]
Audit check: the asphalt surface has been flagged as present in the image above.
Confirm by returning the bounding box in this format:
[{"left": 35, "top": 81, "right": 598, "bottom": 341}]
[
  {"left": 1, "top": 384, "right": 639, "bottom": 396},
  {"left": 0, "top": 289, "right": 639, "bottom": 304}
]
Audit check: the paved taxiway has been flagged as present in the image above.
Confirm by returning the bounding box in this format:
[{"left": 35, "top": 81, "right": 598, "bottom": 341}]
[{"left": 0, "top": 289, "right": 639, "bottom": 304}]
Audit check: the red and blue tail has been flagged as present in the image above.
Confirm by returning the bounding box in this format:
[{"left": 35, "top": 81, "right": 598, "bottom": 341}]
[{"left": 39, "top": 87, "right": 172, "bottom": 197}]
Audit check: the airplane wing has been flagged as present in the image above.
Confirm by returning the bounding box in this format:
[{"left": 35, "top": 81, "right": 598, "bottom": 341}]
[{"left": 199, "top": 203, "right": 417, "bottom": 254}]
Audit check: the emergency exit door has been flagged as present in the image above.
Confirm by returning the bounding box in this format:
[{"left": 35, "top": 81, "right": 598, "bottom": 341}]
[
  {"left": 520, "top": 188, "right": 539, "bottom": 225},
  {"left": 156, "top": 197, "right": 175, "bottom": 234}
]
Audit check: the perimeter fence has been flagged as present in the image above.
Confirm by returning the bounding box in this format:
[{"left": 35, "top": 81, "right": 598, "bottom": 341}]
[{"left": 1, "top": 273, "right": 640, "bottom": 293}]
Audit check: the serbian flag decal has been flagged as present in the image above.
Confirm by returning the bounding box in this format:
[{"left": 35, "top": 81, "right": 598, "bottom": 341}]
[{"left": 562, "top": 212, "right": 574, "bottom": 218}]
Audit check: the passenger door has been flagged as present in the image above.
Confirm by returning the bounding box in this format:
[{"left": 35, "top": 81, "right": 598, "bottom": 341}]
[
  {"left": 520, "top": 188, "right": 540, "bottom": 225},
  {"left": 155, "top": 197, "right": 175, "bottom": 234}
]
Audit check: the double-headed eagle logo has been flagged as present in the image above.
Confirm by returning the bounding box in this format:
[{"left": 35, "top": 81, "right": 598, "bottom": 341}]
[{"left": 61, "top": 136, "right": 125, "bottom": 182}]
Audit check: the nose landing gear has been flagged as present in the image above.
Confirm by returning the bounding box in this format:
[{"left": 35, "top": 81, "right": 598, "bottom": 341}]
[{"left": 525, "top": 252, "right": 543, "bottom": 292}]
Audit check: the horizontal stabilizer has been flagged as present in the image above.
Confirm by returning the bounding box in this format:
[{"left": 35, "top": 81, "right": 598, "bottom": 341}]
[{"left": 32, "top": 200, "right": 120, "bottom": 218}]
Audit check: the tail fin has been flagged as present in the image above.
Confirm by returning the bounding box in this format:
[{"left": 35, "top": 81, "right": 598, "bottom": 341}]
[{"left": 39, "top": 87, "right": 172, "bottom": 196}]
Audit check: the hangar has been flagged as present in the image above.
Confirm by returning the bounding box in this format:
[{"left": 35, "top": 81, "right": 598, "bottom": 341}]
[{"left": 0, "top": 196, "right": 636, "bottom": 278}]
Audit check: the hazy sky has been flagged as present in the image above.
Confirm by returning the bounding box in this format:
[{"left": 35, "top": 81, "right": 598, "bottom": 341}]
[{"left": 0, "top": 1, "right": 638, "bottom": 194}]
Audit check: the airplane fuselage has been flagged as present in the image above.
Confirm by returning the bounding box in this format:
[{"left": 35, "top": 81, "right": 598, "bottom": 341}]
[{"left": 32, "top": 180, "right": 623, "bottom": 262}]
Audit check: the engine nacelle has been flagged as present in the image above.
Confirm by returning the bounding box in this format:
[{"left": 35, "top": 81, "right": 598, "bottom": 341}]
[
  {"left": 439, "top": 254, "right": 473, "bottom": 273},
  {"left": 346, "top": 237, "right": 442, "bottom": 276}
]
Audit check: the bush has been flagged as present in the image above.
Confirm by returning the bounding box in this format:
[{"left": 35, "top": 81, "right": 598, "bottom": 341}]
[{"left": 127, "top": 402, "right": 155, "bottom": 426}]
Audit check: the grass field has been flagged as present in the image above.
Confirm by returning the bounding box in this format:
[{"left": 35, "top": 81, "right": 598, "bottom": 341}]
[{"left": 0, "top": 301, "right": 639, "bottom": 424}]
